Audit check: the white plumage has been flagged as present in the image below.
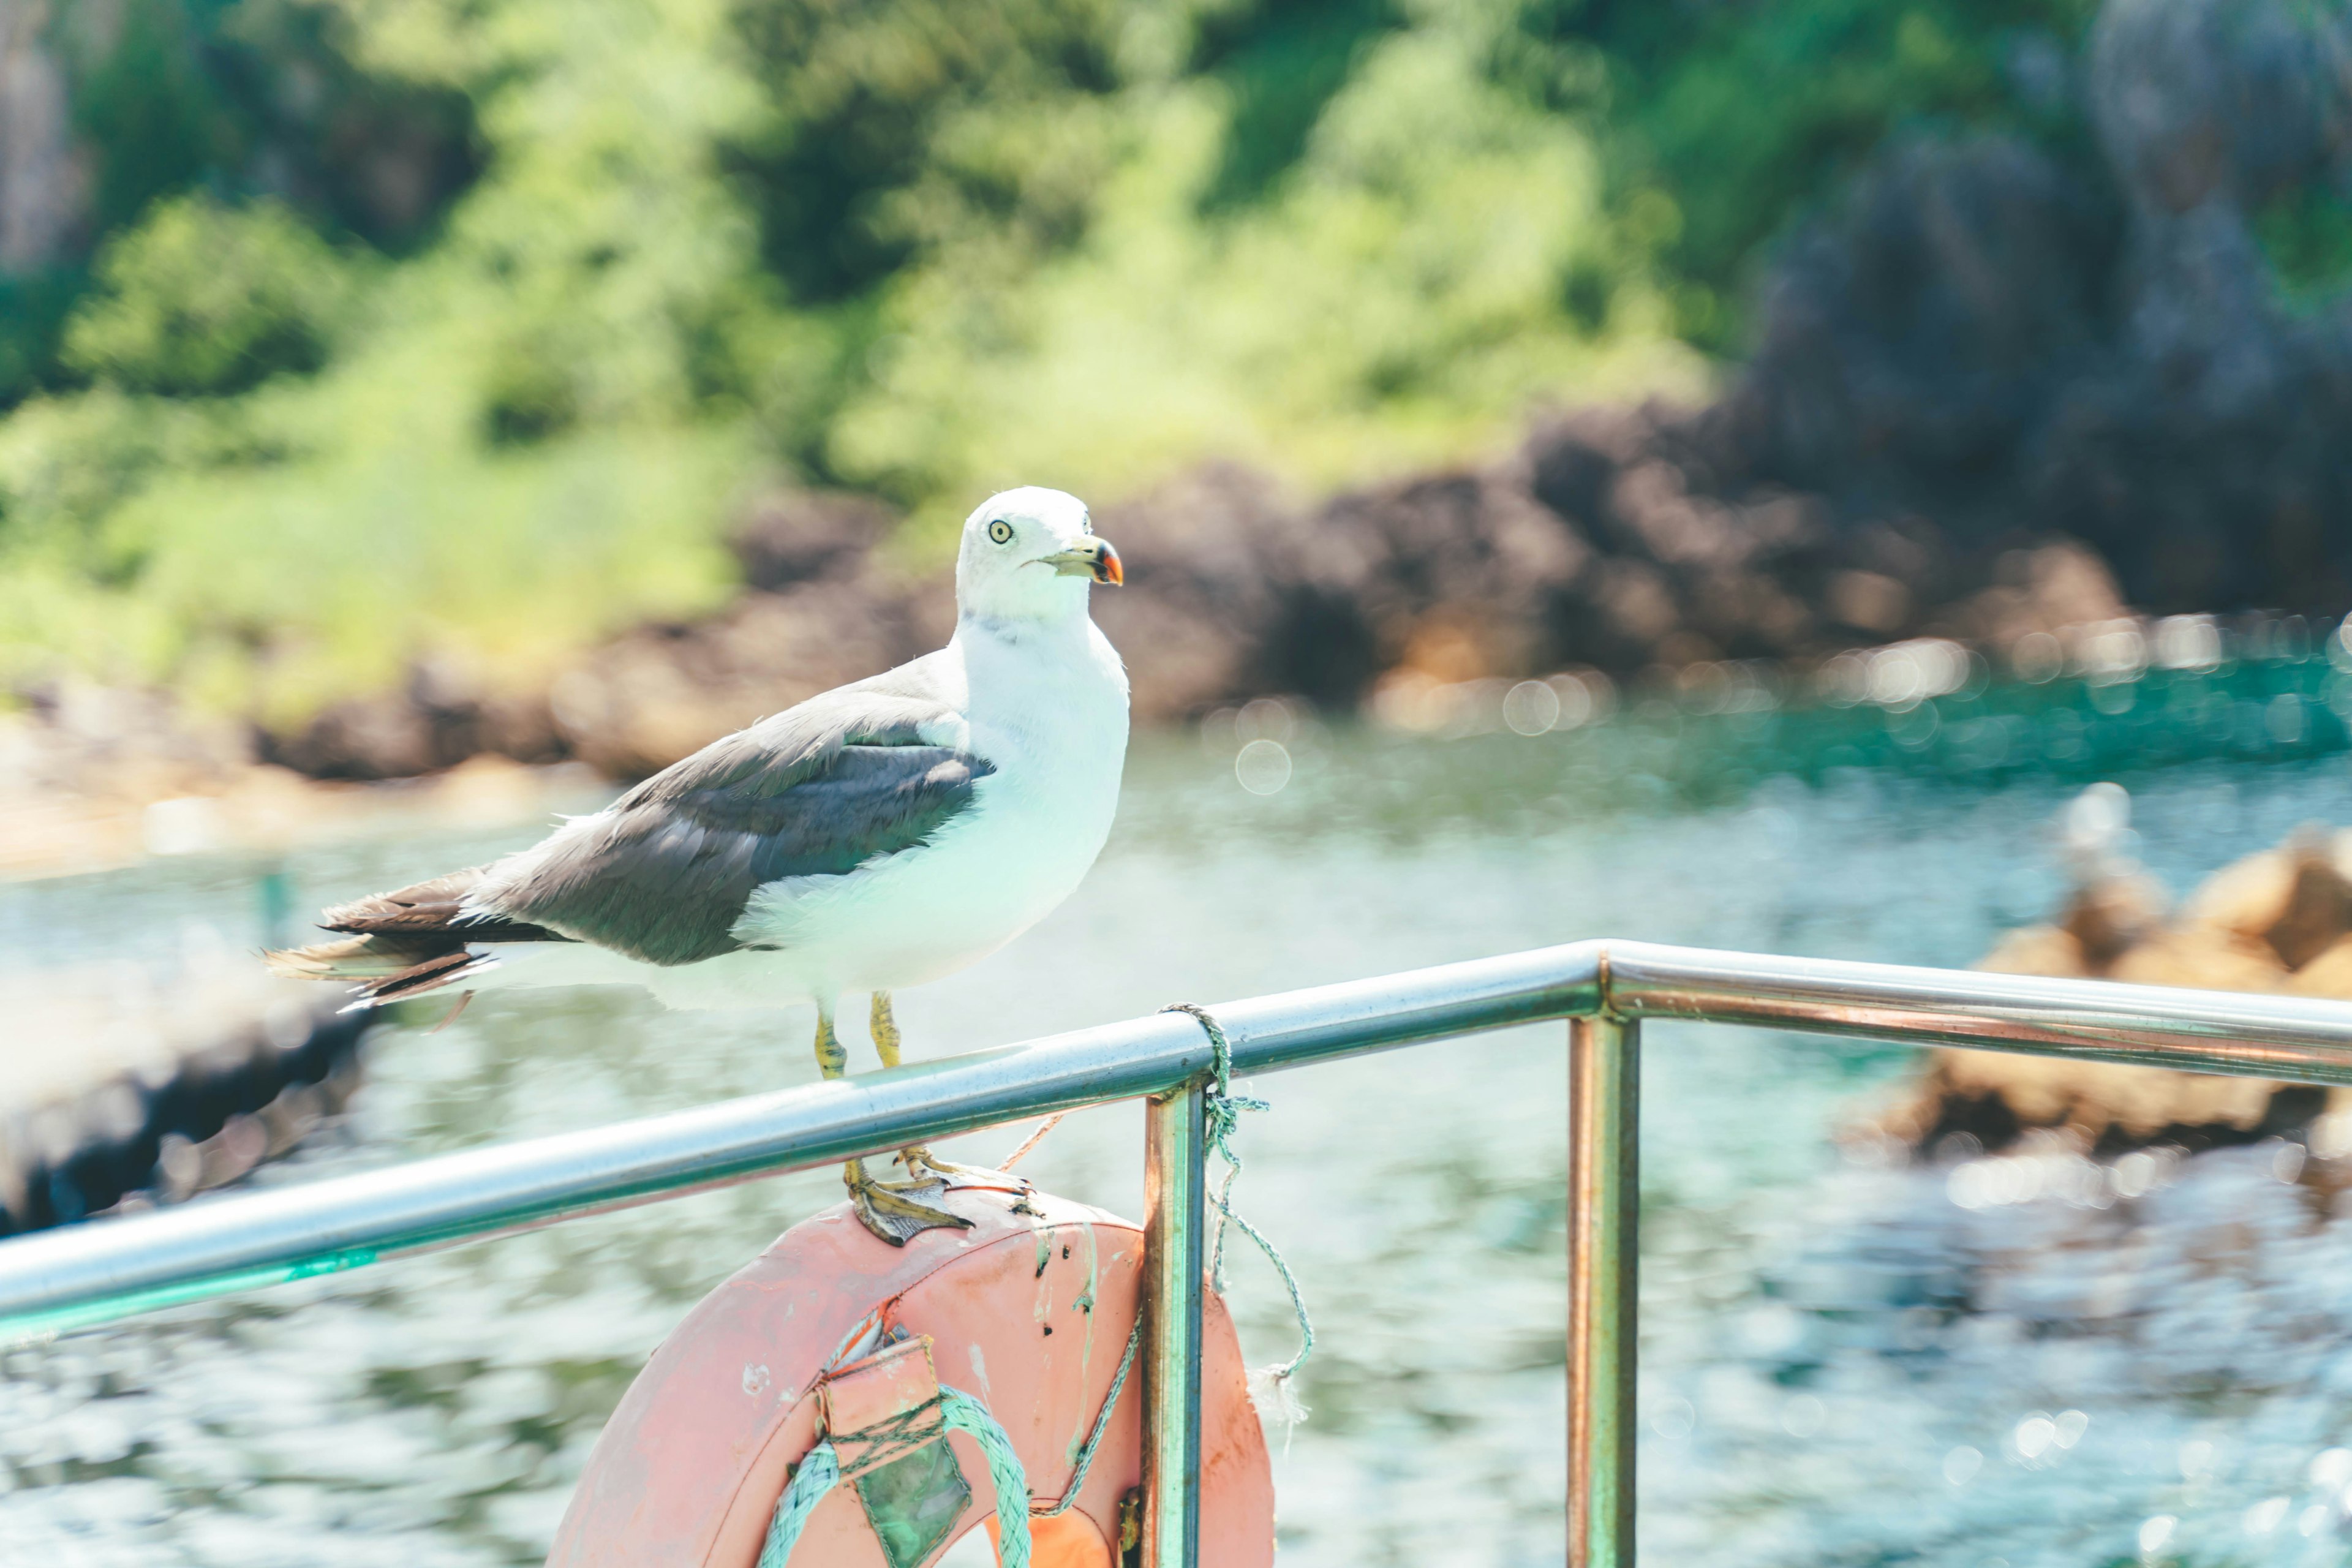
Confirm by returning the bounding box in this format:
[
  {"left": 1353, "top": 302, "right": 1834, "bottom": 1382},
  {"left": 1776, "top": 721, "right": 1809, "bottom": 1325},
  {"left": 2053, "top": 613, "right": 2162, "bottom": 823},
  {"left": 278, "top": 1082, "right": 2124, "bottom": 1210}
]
[
  {"left": 464, "top": 522, "right": 1129, "bottom": 1012},
  {"left": 271, "top": 486, "right": 1129, "bottom": 1242}
]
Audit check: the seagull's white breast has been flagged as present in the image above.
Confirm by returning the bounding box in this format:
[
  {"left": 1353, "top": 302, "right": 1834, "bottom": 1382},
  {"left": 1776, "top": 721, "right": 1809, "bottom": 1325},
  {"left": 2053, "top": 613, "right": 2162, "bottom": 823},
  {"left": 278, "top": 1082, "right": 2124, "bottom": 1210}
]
[{"left": 729, "top": 615, "right": 1129, "bottom": 997}]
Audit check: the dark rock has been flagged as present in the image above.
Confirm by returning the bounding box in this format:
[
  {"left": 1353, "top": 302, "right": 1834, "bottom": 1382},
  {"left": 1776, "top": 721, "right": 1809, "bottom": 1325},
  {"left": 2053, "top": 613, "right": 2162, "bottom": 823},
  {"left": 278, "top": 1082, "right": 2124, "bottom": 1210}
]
[
  {"left": 729, "top": 489, "right": 900, "bottom": 592},
  {"left": 260, "top": 659, "right": 565, "bottom": 781},
  {"left": 261, "top": 692, "right": 444, "bottom": 781},
  {"left": 0, "top": 4, "right": 85, "bottom": 271},
  {"left": 1722, "top": 134, "right": 2119, "bottom": 523},
  {"left": 0, "top": 976, "right": 376, "bottom": 1237},
  {"left": 1089, "top": 464, "right": 1319, "bottom": 717},
  {"left": 1713, "top": 0, "right": 2352, "bottom": 622},
  {"left": 546, "top": 566, "right": 942, "bottom": 777}
]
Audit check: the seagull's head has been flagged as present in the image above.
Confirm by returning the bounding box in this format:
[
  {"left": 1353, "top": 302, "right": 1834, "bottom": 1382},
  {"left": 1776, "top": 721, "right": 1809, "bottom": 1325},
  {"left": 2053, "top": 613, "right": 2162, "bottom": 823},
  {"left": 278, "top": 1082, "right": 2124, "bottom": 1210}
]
[{"left": 955, "top": 486, "right": 1123, "bottom": 624}]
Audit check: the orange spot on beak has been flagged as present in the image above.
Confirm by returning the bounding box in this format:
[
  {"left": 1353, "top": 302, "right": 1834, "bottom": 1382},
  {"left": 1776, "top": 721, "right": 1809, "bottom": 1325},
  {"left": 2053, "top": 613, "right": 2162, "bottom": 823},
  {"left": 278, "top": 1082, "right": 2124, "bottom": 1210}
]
[{"left": 1095, "top": 539, "right": 1123, "bottom": 586}]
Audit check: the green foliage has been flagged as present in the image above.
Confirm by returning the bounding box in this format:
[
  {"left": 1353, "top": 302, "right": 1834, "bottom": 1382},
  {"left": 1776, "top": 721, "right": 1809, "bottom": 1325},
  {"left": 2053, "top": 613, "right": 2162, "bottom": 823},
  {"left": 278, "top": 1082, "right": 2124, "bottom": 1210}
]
[
  {"left": 0, "top": 270, "right": 88, "bottom": 409},
  {"left": 1578, "top": 0, "right": 2103, "bottom": 348},
  {"left": 725, "top": 0, "right": 1127, "bottom": 303},
  {"left": 63, "top": 195, "right": 357, "bottom": 396},
  {"left": 2255, "top": 183, "right": 2352, "bottom": 308},
  {"left": 48, "top": 0, "right": 478, "bottom": 250},
  {"left": 53, "top": 0, "right": 230, "bottom": 237},
  {"left": 824, "top": 7, "right": 1701, "bottom": 523},
  {"left": 0, "top": 0, "right": 2133, "bottom": 726},
  {"left": 1, "top": 0, "right": 764, "bottom": 712},
  {"left": 1194, "top": 0, "right": 1394, "bottom": 210}
]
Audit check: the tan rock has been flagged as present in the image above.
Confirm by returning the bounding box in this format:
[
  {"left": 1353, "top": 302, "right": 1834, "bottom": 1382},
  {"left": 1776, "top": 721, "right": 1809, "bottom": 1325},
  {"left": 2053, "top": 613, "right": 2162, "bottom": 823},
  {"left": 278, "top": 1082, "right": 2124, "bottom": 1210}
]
[
  {"left": 2062, "top": 874, "right": 2171, "bottom": 968},
  {"left": 2182, "top": 832, "right": 2352, "bottom": 968},
  {"left": 2287, "top": 936, "right": 2352, "bottom": 998},
  {"left": 1876, "top": 830, "right": 2352, "bottom": 1156},
  {"left": 1977, "top": 924, "right": 2089, "bottom": 978},
  {"left": 2107, "top": 926, "right": 2291, "bottom": 992}
]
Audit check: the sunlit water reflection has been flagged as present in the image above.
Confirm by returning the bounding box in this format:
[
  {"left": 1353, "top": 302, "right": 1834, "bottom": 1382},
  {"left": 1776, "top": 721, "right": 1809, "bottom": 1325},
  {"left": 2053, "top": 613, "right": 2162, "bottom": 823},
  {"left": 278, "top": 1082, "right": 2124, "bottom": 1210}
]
[{"left": 4, "top": 728, "right": 2352, "bottom": 1566}]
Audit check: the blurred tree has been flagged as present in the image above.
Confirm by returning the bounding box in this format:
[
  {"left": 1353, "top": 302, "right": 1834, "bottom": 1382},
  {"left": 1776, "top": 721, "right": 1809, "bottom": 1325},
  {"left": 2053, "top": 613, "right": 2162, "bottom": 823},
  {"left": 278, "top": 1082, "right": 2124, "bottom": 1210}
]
[
  {"left": 62, "top": 193, "right": 355, "bottom": 395},
  {"left": 1193, "top": 0, "right": 1394, "bottom": 211},
  {"left": 0, "top": 0, "right": 475, "bottom": 405},
  {"left": 725, "top": 0, "right": 1125, "bottom": 304},
  {"left": 1562, "top": 0, "right": 2105, "bottom": 349},
  {"left": 818, "top": 0, "right": 1698, "bottom": 520}
]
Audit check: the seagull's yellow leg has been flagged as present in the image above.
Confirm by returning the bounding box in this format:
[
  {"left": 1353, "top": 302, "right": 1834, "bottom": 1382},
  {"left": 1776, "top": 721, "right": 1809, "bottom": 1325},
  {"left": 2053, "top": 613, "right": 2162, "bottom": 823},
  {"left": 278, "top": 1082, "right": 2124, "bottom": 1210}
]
[
  {"left": 821, "top": 1003, "right": 970, "bottom": 1246},
  {"left": 870, "top": 991, "right": 904, "bottom": 1069},
  {"left": 872, "top": 991, "right": 1001, "bottom": 1183}
]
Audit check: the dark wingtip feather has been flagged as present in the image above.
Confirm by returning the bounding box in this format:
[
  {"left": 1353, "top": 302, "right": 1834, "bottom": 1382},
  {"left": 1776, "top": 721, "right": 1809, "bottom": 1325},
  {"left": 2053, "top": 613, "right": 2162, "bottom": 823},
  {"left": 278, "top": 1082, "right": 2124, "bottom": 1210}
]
[
  {"left": 313, "top": 866, "right": 575, "bottom": 945},
  {"left": 347, "top": 949, "right": 502, "bottom": 1008},
  {"left": 266, "top": 933, "right": 502, "bottom": 1008}
]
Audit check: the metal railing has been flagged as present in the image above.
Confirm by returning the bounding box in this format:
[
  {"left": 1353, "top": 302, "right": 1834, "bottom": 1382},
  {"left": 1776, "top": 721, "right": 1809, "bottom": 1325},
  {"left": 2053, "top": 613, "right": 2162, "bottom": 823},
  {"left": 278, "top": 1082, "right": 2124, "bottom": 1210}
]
[{"left": 9, "top": 940, "right": 2352, "bottom": 1566}]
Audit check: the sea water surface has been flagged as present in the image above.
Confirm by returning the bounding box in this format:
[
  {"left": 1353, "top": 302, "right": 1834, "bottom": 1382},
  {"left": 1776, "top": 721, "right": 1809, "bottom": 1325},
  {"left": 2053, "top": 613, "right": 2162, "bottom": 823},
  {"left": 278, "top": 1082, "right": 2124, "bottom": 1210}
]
[{"left": 6, "top": 710, "right": 2352, "bottom": 1567}]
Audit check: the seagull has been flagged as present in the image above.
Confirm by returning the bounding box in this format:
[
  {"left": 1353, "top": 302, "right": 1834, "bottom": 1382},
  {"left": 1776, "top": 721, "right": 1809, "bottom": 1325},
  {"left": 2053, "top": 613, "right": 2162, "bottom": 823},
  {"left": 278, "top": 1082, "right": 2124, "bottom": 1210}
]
[{"left": 268, "top": 487, "right": 1128, "bottom": 1244}]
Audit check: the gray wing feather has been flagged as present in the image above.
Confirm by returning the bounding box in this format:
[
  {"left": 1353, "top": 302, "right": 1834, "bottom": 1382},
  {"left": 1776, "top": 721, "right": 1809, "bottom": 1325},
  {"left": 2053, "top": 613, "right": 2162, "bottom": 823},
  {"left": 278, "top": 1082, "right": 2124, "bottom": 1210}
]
[{"left": 477, "top": 668, "right": 989, "bottom": 966}]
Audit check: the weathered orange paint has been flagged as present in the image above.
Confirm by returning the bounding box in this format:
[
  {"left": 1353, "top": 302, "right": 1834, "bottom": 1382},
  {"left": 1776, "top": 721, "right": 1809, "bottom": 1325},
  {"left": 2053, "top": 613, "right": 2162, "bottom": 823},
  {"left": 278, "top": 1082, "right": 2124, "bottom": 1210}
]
[
  {"left": 984, "top": 1509, "right": 1110, "bottom": 1567},
  {"left": 820, "top": 1338, "right": 944, "bottom": 1457},
  {"left": 545, "top": 1184, "right": 1274, "bottom": 1567}
]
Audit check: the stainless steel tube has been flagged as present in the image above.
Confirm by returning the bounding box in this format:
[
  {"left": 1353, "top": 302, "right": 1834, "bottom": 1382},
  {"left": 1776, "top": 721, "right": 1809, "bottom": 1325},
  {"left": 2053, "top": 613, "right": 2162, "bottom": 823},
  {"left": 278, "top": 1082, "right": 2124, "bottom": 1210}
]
[
  {"left": 15, "top": 937, "right": 2352, "bottom": 1343},
  {"left": 1607, "top": 942, "right": 2352, "bottom": 1078},
  {"left": 0, "top": 943, "right": 1606, "bottom": 1340},
  {"left": 1142, "top": 1084, "right": 1207, "bottom": 1568},
  {"left": 1568, "top": 1015, "right": 1638, "bottom": 1568}
]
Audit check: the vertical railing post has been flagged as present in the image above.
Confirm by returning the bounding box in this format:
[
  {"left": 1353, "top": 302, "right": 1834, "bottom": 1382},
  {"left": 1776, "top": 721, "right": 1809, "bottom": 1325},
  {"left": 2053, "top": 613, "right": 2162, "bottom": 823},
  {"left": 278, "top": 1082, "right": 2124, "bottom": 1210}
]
[
  {"left": 1568, "top": 1015, "right": 1640, "bottom": 1568},
  {"left": 1142, "top": 1082, "right": 1207, "bottom": 1568}
]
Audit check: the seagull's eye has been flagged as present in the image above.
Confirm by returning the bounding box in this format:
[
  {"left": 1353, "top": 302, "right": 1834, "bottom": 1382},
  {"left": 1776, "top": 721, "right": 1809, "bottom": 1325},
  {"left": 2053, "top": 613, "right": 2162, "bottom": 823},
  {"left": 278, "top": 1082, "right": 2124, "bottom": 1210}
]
[{"left": 987, "top": 519, "right": 1014, "bottom": 545}]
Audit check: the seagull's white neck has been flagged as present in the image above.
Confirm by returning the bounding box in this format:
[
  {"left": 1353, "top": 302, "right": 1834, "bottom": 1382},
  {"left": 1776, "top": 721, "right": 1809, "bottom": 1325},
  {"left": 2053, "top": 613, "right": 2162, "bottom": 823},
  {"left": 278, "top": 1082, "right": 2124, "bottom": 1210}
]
[
  {"left": 949, "top": 606, "right": 1126, "bottom": 741},
  {"left": 953, "top": 606, "right": 1094, "bottom": 658}
]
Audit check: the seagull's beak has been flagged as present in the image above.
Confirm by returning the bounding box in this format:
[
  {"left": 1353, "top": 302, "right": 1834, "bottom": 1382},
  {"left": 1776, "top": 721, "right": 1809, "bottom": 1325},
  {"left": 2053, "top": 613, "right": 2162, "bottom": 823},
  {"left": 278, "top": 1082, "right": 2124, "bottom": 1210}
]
[{"left": 1041, "top": 538, "right": 1123, "bottom": 586}]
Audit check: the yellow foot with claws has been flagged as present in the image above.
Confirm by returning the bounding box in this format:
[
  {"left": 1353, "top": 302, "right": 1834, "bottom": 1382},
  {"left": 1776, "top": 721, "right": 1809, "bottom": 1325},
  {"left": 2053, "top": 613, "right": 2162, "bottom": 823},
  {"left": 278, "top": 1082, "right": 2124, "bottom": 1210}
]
[
  {"left": 895, "top": 1144, "right": 1023, "bottom": 1185},
  {"left": 844, "top": 1159, "right": 973, "bottom": 1246}
]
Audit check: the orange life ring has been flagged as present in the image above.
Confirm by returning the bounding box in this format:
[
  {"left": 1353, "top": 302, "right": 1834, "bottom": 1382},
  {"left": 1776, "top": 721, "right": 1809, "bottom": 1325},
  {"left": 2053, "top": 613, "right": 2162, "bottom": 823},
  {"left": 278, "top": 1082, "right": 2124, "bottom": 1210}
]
[{"left": 546, "top": 1180, "right": 1275, "bottom": 1567}]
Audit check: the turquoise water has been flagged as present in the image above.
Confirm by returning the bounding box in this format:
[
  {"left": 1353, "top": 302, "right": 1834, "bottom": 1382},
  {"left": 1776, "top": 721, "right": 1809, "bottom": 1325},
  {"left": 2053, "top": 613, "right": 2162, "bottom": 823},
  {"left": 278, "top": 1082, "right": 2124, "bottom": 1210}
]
[{"left": 4, "top": 696, "right": 2352, "bottom": 1566}]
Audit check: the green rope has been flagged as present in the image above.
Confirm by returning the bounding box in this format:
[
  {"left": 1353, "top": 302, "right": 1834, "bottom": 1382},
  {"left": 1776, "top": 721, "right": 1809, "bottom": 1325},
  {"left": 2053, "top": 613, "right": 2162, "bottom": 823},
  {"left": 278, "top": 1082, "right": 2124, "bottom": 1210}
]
[
  {"left": 944, "top": 1389, "right": 1031, "bottom": 1562},
  {"left": 1161, "top": 1003, "right": 1315, "bottom": 1394},
  {"left": 758, "top": 1383, "right": 1033, "bottom": 1568},
  {"left": 1035, "top": 1321, "right": 1140, "bottom": 1518},
  {"left": 760, "top": 1310, "right": 1146, "bottom": 1560},
  {"left": 756, "top": 1443, "right": 840, "bottom": 1568},
  {"left": 829, "top": 1393, "right": 950, "bottom": 1478}
]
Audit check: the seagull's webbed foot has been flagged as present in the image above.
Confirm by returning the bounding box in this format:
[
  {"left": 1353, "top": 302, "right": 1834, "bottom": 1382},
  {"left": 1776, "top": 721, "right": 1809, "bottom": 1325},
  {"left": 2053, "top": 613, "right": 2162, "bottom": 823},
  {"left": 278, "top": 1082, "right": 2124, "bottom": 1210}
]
[
  {"left": 818, "top": 1005, "right": 971, "bottom": 1245},
  {"left": 894, "top": 1144, "right": 1021, "bottom": 1185},
  {"left": 843, "top": 1157, "right": 973, "bottom": 1247},
  {"left": 866, "top": 993, "right": 1025, "bottom": 1191}
]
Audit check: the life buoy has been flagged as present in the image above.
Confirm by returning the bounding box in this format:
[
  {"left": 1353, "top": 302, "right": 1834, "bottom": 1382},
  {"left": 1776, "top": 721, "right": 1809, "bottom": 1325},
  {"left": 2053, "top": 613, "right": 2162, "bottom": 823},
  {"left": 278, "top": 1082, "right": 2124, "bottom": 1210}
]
[{"left": 546, "top": 1178, "right": 1275, "bottom": 1567}]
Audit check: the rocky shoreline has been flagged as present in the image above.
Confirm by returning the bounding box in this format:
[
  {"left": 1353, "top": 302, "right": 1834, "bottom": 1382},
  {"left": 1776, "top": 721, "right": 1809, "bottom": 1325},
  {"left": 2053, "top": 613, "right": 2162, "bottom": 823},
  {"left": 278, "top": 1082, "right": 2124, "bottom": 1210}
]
[
  {"left": 1864, "top": 797, "right": 2352, "bottom": 1161},
  {"left": 0, "top": 409, "right": 2166, "bottom": 793}
]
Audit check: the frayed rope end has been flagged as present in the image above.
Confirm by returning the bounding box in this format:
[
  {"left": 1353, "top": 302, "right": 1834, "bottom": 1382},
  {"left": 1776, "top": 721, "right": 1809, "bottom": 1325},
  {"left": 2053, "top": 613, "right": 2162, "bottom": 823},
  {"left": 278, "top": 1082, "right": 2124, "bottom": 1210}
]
[{"left": 1249, "top": 1363, "right": 1309, "bottom": 1434}]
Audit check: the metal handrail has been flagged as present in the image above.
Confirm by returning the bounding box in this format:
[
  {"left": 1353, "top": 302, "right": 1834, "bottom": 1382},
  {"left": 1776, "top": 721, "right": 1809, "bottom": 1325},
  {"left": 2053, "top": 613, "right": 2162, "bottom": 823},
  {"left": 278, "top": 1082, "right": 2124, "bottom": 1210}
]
[{"left": 7, "top": 940, "right": 2352, "bottom": 1566}]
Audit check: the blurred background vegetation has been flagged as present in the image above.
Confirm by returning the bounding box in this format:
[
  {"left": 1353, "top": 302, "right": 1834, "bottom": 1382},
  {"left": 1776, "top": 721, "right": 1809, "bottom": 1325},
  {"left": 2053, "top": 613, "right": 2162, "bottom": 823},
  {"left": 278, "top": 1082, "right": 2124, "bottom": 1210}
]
[{"left": 1, "top": 0, "right": 2346, "bottom": 739}]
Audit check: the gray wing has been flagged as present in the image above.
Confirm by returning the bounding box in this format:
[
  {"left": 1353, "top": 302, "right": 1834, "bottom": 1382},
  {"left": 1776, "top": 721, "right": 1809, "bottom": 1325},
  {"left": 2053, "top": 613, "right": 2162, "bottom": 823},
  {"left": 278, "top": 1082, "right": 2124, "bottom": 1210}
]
[{"left": 477, "top": 664, "right": 990, "bottom": 966}]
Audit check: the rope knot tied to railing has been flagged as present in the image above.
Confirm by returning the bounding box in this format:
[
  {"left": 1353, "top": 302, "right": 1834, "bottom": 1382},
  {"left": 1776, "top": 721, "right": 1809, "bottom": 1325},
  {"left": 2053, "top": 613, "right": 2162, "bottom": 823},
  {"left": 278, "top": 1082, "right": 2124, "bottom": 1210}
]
[{"left": 1161, "top": 1002, "right": 1314, "bottom": 1424}]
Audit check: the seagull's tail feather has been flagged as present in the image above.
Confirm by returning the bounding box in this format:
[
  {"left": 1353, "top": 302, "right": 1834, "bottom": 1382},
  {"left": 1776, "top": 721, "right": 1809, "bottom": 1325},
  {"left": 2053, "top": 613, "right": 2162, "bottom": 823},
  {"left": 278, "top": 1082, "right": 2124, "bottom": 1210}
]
[
  {"left": 266, "top": 864, "right": 576, "bottom": 1009},
  {"left": 264, "top": 935, "right": 503, "bottom": 1009}
]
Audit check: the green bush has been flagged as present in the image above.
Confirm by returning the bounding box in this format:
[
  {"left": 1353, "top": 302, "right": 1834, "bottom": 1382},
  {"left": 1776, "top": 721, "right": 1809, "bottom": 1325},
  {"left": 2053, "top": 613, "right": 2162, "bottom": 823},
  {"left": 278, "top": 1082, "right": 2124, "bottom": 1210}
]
[
  {"left": 62, "top": 195, "right": 356, "bottom": 396},
  {"left": 823, "top": 12, "right": 1703, "bottom": 526}
]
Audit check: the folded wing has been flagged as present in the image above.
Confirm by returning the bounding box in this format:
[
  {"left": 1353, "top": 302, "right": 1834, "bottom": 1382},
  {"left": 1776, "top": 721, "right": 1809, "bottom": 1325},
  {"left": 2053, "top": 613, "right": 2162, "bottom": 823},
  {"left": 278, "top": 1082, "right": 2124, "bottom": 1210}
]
[
  {"left": 473, "top": 687, "right": 992, "bottom": 965},
  {"left": 268, "top": 671, "right": 992, "bottom": 998}
]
